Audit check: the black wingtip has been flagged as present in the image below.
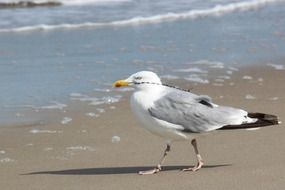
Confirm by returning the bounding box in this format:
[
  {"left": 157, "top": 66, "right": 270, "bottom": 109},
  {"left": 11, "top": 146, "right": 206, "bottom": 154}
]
[{"left": 218, "top": 112, "right": 280, "bottom": 130}]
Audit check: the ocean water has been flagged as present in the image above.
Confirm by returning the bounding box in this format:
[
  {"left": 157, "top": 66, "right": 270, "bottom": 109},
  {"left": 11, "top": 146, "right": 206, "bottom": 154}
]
[{"left": 0, "top": 0, "right": 285, "bottom": 125}]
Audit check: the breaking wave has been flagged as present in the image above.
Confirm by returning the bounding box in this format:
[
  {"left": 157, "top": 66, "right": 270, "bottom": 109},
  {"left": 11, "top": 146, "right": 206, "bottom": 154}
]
[
  {"left": 0, "top": 1, "right": 61, "bottom": 8},
  {"left": 61, "top": 0, "right": 132, "bottom": 6},
  {"left": 0, "top": 0, "right": 282, "bottom": 33},
  {"left": 0, "top": 0, "right": 131, "bottom": 8}
]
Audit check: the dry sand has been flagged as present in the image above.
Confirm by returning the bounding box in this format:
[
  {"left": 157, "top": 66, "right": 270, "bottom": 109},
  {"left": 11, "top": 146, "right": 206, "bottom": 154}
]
[{"left": 0, "top": 65, "right": 285, "bottom": 190}]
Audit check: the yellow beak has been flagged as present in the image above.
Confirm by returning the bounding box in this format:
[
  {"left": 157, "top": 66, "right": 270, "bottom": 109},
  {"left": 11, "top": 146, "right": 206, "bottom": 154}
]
[{"left": 112, "top": 80, "right": 129, "bottom": 88}]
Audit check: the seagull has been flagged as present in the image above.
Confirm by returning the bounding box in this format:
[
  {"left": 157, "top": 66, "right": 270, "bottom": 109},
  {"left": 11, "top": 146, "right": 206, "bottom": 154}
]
[{"left": 113, "top": 71, "right": 279, "bottom": 175}]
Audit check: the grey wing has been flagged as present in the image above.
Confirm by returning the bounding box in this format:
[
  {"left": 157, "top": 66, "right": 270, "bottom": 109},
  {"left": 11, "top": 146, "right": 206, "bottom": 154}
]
[{"left": 148, "top": 90, "right": 249, "bottom": 133}]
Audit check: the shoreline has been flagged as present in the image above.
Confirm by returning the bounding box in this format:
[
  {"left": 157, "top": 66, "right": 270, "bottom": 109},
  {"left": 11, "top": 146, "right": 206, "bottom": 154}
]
[
  {"left": 0, "top": 64, "right": 284, "bottom": 189},
  {"left": 1, "top": 62, "right": 284, "bottom": 128}
]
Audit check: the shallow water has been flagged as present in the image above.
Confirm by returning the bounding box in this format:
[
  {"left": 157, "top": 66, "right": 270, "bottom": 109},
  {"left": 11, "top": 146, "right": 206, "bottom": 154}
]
[{"left": 0, "top": 0, "right": 285, "bottom": 125}]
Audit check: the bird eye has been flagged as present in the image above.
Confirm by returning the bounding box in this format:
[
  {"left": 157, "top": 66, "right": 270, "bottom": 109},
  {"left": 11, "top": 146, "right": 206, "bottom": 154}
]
[{"left": 134, "top": 76, "right": 142, "bottom": 80}]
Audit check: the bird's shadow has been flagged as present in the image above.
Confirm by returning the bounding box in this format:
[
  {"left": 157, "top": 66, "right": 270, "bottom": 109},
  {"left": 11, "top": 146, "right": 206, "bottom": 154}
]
[{"left": 23, "top": 164, "right": 231, "bottom": 176}]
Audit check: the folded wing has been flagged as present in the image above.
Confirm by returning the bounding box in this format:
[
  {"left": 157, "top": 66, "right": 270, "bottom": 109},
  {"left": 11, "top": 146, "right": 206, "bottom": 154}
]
[{"left": 148, "top": 89, "right": 255, "bottom": 133}]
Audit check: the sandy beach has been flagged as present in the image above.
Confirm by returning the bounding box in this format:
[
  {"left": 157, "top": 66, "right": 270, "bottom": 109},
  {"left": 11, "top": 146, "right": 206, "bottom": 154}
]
[
  {"left": 1, "top": 1, "right": 285, "bottom": 189},
  {"left": 0, "top": 65, "right": 284, "bottom": 190}
]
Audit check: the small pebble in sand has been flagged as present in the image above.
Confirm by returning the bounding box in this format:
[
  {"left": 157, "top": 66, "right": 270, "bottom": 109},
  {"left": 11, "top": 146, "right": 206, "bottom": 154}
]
[
  {"left": 30, "top": 129, "right": 58, "bottom": 134},
  {"left": 243, "top": 76, "right": 253, "bottom": 80},
  {"left": 111, "top": 136, "right": 121, "bottom": 143},
  {"left": 109, "top": 106, "right": 116, "bottom": 110},
  {"left": 66, "top": 146, "right": 95, "bottom": 152},
  {"left": 269, "top": 97, "right": 279, "bottom": 101},
  {"left": 0, "top": 158, "right": 15, "bottom": 163},
  {"left": 213, "top": 83, "right": 224, "bottom": 87},
  {"left": 86, "top": 112, "right": 98, "bottom": 117},
  {"left": 44, "top": 147, "right": 54, "bottom": 151},
  {"left": 245, "top": 94, "right": 256, "bottom": 100},
  {"left": 96, "top": 108, "right": 105, "bottom": 113}
]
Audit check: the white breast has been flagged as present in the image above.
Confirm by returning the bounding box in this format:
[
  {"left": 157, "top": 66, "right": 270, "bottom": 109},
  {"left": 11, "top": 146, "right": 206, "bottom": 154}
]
[{"left": 130, "top": 89, "right": 190, "bottom": 141}]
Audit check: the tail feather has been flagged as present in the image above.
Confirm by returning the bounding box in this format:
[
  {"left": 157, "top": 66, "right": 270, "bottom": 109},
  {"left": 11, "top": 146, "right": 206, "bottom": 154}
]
[{"left": 218, "top": 112, "right": 280, "bottom": 130}]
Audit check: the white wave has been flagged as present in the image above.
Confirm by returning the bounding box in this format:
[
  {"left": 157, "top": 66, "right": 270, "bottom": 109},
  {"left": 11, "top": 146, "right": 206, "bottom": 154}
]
[
  {"left": 0, "top": 0, "right": 43, "bottom": 2},
  {"left": 160, "top": 75, "right": 180, "bottom": 80},
  {"left": 69, "top": 92, "right": 84, "bottom": 97},
  {"left": 175, "top": 67, "right": 208, "bottom": 73},
  {"left": 0, "top": 0, "right": 131, "bottom": 6},
  {"left": 0, "top": 0, "right": 61, "bottom": 8},
  {"left": 70, "top": 93, "right": 122, "bottom": 106},
  {"left": 5, "top": 101, "right": 67, "bottom": 111},
  {"left": 61, "top": 117, "right": 72, "bottom": 124},
  {"left": 61, "top": 0, "right": 132, "bottom": 6},
  {"left": 184, "top": 75, "right": 209, "bottom": 84},
  {"left": 93, "top": 88, "right": 111, "bottom": 92},
  {"left": 190, "top": 60, "right": 225, "bottom": 69},
  {"left": 267, "top": 63, "right": 285, "bottom": 70},
  {"left": 40, "top": 101, "right": 67, "bottom": 110},
  {"left": 228, "top": 66, "right": 239, "bottom": 71},
  {"left": 0, "top": 0, "right": 282, "bottom": 33},
  {"left": 0, "top": 0, "right": 60, "bottom": 4}
]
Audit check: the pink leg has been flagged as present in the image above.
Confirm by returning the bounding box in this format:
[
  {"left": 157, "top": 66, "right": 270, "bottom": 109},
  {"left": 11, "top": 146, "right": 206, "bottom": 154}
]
[
  {"left": 139, "top": 144, "right": 171, "bottom": 175},
  {"left": 182, "top": 139, "right": 204, "bottom": 172}
]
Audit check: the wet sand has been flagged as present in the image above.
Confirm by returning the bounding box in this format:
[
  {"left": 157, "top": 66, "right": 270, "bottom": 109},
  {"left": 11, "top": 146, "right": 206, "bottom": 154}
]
[{"left": 0, "top": 65, "right": 284, "bottom": 190}]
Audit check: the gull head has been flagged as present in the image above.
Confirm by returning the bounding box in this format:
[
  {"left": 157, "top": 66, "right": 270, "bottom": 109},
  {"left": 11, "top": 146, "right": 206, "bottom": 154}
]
[{"left": 113, "top": 71, "right": 162, "bottom": 90}]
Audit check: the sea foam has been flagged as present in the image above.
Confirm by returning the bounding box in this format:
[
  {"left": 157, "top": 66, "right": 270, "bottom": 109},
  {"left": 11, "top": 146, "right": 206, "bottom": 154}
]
[
  {"left": 189, "top": 60, "right": 225, "bottom": 69},
  {"left": 0, "top": 158, "right": 15, "bottom": 163},
  {"left": 61, "top": 117, "right": 72, "bottom": 124},
  {"left": 267, "top": 63, "right": 285, "bottom": 70},
  {"left": 0, "top": 0, "right": 282, "bottom": 33},
  {"left": 0, "top": 0, "right": 131, "bottom": 8},
  {"left": 39, "top": 101, "right": 67, "bottom": 110},
  {"left": 70, "top": 93, "right": 122, "bottom": 106},
  {"left": 29, "top": 129, "right": 61, "bottom": 134},
  {"left": 61, "top": 0, "right": 132, "bottom": 6},
  {"left": 66, "top": 145, "right": 95, "bottom": 152},
  {"left": 174, "top": 67, "right": 208, "bottom": 73},
  {"left": 184, "top": 75, "right": 209, "bottom": 84}
]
